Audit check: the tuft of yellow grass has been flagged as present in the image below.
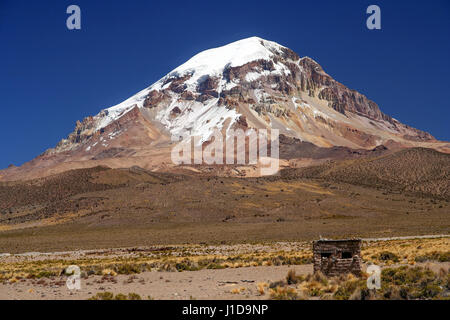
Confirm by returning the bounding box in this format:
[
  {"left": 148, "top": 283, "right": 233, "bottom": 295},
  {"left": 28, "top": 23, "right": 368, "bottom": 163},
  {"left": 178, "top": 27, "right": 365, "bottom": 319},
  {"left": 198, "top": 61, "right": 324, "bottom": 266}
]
[
  {"left": 257, "top": 282, "right": 268, "bottom": 295},
  {"left": 8, "top": 277, "right": 18, "bottom": 283},
  {"left": 101, "top": 268, "right": 117, "bottom": 276},
  {"left": 269, "top": 286, "right": 298, "bottom": 300},
  {"left": 230, "top": 287, "right": 246, "bottom": 294}
]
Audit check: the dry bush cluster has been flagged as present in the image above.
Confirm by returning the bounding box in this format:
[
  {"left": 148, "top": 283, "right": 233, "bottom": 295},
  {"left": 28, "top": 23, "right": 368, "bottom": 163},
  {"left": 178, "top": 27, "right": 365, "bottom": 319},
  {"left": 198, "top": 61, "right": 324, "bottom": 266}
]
[{"left": 269, "top": 266, "right": 449, "bottom": 300}]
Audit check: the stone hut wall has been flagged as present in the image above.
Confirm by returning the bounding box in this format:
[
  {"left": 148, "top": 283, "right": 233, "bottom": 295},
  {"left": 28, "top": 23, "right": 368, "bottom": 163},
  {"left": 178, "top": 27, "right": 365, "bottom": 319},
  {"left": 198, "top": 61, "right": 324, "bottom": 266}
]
[{"left": 313, "top": 240, "right": 362, "bottom": 277}]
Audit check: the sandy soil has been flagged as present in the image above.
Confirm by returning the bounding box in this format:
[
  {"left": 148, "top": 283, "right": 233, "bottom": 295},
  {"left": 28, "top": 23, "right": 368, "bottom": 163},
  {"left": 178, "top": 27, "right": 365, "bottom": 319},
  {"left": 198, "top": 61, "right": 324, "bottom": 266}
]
[
  {"left": 1, "top": 262, "right": 448, "bottom": 300},
  {"left": 0, "top": 265, "right": 312, "bottom": 300}
]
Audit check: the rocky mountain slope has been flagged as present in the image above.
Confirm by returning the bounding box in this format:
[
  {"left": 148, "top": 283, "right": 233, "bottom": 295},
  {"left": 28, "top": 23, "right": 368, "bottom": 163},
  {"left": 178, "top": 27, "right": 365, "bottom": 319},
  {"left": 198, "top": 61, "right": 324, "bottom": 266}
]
[{"left": 1, "top": 37, "right": 448, "bottom": 181}]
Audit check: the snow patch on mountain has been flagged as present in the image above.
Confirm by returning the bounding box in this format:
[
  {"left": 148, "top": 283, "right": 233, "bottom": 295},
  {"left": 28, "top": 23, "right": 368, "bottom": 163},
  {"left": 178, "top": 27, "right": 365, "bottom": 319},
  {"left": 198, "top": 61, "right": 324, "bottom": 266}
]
[
  {"left": 156, "top": 98, "right": 240, "bottom": 145},
  {"left": 94, "top": 87, "right": 151, "bottom": 131},
  {"left": 90, "top": 37, "right": 289, "bottom": 139},
  {"left": 151, "top": 36, "right": 286, "bottom": 91}
]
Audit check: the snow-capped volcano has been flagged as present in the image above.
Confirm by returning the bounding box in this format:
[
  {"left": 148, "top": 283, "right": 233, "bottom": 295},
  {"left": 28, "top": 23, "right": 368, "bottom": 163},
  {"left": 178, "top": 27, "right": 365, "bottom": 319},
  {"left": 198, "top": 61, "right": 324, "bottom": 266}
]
[
  {"left": 54, "top": 36, "right": 435, "bottom": 151},
  {"left": 73, "top": 37, "right": 293, "bottom": 144},
  {"left": 2, "top": 36, "right": 447, "bottom": 181}
]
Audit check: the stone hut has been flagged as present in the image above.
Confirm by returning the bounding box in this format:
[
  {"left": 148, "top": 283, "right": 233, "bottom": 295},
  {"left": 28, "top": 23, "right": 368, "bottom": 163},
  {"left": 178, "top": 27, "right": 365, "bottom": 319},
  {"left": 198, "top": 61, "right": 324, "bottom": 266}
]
[{"left": 313, "top": 239, "right": 362, "bottom": 277}]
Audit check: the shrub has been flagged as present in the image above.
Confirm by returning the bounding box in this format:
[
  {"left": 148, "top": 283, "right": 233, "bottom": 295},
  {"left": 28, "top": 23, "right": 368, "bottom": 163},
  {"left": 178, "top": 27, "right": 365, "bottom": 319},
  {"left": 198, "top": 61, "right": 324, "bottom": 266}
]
[
  {"left": 206, "top": 263, "right": 226, "bottom": 270},
  {"left": 101, "top": 268, "right": 117, "bottom": 276},
  {"left": 257, "top": 282, "right": 268, "bottom": 295},
  {"left": 269, "top": 286, "right": 298, "bottom": 300},
  {"left": 88, "top": 292, "right": 142, "bottom": 300},
  {"left": 114, "top": 293, "right": 128, "bottom": 300},
  {"left": 333, "top": 281, "right": 360, "bottom": 300},
  {"left": 89, "top": 292, "right": 114, "bottom": 300},
  {"left": 127, "top": 293, "right": 142, "bottom": 300},
  {"left": 313, "top": 271, "right": 328, "bottom": 286},
  {"left": 116, "top": 264, "right": 141, "bottom": 275},
  {"left": 286, "top": 269, "right": 298, "bottom": 285},
  {"left": 381, "top": 266, "right": 444, "bottom": 299},
  {"left": 35, "top": 270, "right": 56, "bottom": 279},
  {"left": 230, "top": 287, "right": 245, "bottom": 294},
  {"left": 175, "top": 259, "right": 200, "bottom": 271},
  {"left": 379, "top": 251, "right": 399, "bottom": 263},
  {"left": 415, "top": 252, "right": 450, "bottom": 263},
  {"left": 269, "top": 280, "right": 286, "bottom": 289}
]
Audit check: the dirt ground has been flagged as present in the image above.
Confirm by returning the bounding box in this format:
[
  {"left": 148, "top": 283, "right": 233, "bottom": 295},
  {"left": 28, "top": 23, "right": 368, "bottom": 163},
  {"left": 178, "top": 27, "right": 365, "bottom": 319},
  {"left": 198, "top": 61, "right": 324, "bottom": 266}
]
[
  {"left": 0, "top": 158, "right": 448, "bottom": 254},
  {"left": 0, "top": 238, "right": 448, "bottom": 300},
  {"left": 0, "top": 265, "right": 311, "bottom": 300},
  {"left": 1, "top": 261, "right": 448, "bottom": 300},
  {"left": 1, "top": 178, "right": 448, "bottom": 254}
]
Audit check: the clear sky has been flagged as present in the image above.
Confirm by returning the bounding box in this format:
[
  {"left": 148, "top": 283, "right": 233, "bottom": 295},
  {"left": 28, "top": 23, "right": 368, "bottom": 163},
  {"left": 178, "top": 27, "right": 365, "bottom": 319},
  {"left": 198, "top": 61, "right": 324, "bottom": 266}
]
[{"left": 1, "top": 0, "right": 449, "bottom": 169}]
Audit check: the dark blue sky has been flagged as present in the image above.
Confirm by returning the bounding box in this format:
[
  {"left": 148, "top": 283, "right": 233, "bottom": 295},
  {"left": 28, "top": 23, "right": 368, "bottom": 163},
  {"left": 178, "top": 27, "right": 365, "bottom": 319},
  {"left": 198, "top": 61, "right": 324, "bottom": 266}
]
[{"left": 1, "top": 0, "right": 449, "bottom": 169}]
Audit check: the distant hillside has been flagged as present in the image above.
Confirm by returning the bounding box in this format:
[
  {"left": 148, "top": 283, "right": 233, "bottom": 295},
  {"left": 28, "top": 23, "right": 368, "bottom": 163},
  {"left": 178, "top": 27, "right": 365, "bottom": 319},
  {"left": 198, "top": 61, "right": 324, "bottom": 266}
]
[{"left": 282, "top": 148, "right": 450, "bottom": 199}]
